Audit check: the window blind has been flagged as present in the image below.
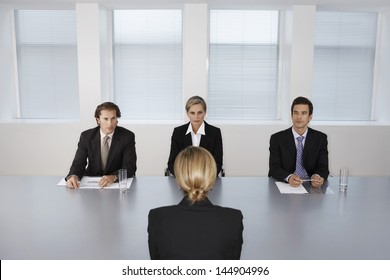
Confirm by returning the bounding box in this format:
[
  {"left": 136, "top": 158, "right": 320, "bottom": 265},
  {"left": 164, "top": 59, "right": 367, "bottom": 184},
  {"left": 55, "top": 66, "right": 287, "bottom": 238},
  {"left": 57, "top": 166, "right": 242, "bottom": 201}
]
[
  {"left": 208, "top": 10, "right": 279, "bottom": 120},
  {"left": 312, "top": 11, "right": 378, "bottom": 121},
  {"left": 15, "top": 10, "right": 79, "bottom": 119},
  {"left": 113, "top": 10, "right": 182, "bottom": 120}
]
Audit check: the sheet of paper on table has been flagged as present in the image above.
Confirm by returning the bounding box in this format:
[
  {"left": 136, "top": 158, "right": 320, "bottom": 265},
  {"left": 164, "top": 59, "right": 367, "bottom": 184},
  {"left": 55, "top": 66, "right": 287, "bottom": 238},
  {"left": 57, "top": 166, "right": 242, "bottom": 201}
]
[
  {"left": 57, "top": 176, "right": 133, "bottom": 189},
  {"left": 275, "top": 181, "right": 308, "bottom": 194}
]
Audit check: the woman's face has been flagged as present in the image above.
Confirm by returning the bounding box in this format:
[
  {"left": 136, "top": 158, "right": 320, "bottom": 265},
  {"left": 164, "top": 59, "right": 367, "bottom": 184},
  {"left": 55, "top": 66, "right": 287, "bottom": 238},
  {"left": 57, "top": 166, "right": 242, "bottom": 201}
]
[{"left": 187, "top": 104, "right": 206, "bottom": 126}]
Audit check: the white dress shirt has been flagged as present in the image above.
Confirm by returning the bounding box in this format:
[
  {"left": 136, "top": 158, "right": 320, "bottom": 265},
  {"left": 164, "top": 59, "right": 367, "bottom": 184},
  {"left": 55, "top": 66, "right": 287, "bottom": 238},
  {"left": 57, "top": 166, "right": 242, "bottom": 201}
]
[{"left": 186, "top": 122, "right": 205, "bottom": 146}]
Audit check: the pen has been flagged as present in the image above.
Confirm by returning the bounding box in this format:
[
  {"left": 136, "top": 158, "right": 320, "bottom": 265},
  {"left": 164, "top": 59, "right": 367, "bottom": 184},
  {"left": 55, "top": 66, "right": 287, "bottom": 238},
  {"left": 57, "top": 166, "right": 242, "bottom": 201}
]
[{"left": 301, "top": 179, "right": 313, "bottom": 182}]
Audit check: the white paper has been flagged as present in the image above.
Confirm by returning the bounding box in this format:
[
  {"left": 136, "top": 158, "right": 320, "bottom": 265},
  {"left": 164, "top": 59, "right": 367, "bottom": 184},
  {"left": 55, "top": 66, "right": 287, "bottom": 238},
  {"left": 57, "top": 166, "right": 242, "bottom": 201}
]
[
  {"left": 275, "top": 181, "right": 308, "bottom": 194},
  {"left": 57, "top": 176, "right": 133, "bottom": 189}
]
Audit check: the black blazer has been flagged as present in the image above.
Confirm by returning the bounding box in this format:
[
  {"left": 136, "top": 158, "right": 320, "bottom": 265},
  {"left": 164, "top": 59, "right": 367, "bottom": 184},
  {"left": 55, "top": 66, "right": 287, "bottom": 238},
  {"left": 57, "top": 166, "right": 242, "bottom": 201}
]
[
  {"left": 167, "top": 121, "right": 223, "bottom": 175},
  {"left": 148, "top": 197, "right": 243, "bottom": 260},
  {"left": 66, "top": 126, "right": 137, "bottom": 179},
  {"left": 268, "top": 127, "right": 329, "bottom": 181}
]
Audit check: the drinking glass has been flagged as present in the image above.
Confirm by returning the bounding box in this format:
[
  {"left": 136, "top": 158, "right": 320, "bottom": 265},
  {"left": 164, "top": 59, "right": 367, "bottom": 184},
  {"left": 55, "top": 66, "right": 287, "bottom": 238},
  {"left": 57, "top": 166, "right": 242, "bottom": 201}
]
[
  {"left": 118, "top": 169, "right": 127, "bottom": 193},
  {"left": 339, "top": 168, "right": 349, "bottom": 191}
]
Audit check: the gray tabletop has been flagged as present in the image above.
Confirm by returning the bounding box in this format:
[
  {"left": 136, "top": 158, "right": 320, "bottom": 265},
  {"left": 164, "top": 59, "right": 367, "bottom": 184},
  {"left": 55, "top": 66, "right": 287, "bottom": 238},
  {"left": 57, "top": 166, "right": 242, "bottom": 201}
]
[{"left": 1, "top": 175, "right": 389, "bottom": 260}]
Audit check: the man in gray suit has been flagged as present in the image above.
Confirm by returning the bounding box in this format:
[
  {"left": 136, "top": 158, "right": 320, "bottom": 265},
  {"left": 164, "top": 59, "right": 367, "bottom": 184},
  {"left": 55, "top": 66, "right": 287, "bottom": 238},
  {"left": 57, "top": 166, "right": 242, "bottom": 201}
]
[
  {"left": 269, "top": 96, "right": 329, "bottom": 187},
  {"left": 66, "top": 102, "right": 137, "bottom": 188}
]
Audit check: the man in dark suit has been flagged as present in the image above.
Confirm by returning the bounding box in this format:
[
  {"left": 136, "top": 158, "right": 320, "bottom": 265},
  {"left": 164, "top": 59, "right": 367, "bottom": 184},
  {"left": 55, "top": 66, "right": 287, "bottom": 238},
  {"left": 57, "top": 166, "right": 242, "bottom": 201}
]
[
  {"left": 66, "top": 102, "right": 136, "bottom": 188},
  {"left": 167, "top": 96, "right": 223, "bottom": 176},
  {"left": 269, "top": 96, "right": 329, "bottom": 187}
]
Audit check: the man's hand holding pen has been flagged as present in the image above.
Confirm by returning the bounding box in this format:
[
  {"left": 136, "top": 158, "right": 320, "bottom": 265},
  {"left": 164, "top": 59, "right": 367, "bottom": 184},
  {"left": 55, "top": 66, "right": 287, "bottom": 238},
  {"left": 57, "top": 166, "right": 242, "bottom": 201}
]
[{"left": 288, "top": 174, "right": 324, "bottom": 188}]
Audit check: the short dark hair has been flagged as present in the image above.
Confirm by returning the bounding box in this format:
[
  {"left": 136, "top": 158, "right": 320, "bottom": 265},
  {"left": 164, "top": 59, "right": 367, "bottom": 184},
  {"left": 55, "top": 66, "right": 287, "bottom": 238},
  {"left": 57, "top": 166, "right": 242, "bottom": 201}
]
[
  {"left": 291, "top": 96, "right": 313, "bottom": 116},
  {"left": 94, "top": 102, "right": 121, "bottom": 119}
]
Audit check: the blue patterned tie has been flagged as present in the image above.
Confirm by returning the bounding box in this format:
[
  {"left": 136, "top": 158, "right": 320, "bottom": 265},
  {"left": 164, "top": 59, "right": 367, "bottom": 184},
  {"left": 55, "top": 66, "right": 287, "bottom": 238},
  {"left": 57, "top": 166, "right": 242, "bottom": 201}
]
[{"left": 295, "top": 136, "right": 308, "bottom": 178}]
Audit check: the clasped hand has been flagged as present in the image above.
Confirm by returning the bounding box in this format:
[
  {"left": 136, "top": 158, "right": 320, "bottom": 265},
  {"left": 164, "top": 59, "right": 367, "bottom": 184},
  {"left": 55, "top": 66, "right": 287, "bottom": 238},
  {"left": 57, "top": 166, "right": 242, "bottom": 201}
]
[{"left": 288, "top": 174, "right": 324, "bottom": 188}]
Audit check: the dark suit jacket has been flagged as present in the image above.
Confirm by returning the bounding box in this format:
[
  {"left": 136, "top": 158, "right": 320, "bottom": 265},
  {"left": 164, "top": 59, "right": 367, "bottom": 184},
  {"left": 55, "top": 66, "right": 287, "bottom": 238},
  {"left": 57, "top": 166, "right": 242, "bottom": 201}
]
[
  {"left": 167, "top": 121, "right": 223, "bottom": 175},
  {"left": 268, "top": 127, "right": 329, "bottom": 181},
  {"left": 66, "top": 126, "right": 137, "bottom": 179},
  {"left": 148, "top": 197, "right": 243, "bottom": 260}
]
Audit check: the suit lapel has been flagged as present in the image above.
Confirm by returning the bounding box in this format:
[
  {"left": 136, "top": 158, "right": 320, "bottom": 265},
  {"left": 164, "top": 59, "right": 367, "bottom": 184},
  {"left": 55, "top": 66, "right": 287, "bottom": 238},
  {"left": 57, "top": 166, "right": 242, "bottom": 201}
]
[
  {"left": 199, "top": 136, "right": 207, "bottom": 148},
  {"left": 199, "top": 122, "right": 208, "bottom": 147},
  {"left": 106, "top": 129, "right": 120, "bottom": 170},
  {"left": 285, "top": 128, "right": 296, "bottom": 159},
  {"left": 183, "top": 132, "right": 191, "bottom": 146},
  {"left": 91, "top": 128, "right": 103, "bottom": 172},
  {"left": 183, "top": 122, "right": 192, "bottom": 146},
  {"left": 303, "top": 128, "right": 314, "bottom": 161}
]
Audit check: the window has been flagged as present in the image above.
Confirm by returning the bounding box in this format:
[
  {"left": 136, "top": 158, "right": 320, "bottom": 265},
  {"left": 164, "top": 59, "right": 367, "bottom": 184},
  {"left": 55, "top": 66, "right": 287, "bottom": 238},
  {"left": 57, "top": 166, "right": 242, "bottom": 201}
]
[
  {"left": 312, "top": 11, "right": 378, "bottom": 121},
  {"left": 113, "top": 10, "right": 182, "bottom": 120},
  {"left": 208, "top": 10, "right": 279, "bottom": 120},
  {"left": 15, "top": 10, "right": 79, "bottom": 119}
]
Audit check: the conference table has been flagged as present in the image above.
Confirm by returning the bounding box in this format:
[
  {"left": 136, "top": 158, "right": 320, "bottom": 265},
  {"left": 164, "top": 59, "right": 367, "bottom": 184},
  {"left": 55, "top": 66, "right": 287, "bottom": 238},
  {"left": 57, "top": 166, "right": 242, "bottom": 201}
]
[{"left": 1, "top": 175, "right": 390, "bottom": 260}]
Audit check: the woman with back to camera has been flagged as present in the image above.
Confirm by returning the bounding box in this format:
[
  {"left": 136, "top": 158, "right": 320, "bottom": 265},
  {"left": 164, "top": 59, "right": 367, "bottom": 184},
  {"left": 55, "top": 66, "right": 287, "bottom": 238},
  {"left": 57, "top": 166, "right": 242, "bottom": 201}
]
[
  {"left": 167, "top": 95, "right": 223, "bottom": 176},
  {"left": 148, "top": 146, "right": 243, "bottom": 260}
]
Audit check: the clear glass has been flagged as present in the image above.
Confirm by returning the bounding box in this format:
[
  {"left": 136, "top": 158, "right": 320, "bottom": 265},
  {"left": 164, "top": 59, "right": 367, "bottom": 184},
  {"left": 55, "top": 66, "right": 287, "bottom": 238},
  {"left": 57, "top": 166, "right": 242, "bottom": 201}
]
[
  {"left": 118, "top": 169, "right": 127, "bottom": 193},
  {"left": 339, "top": 168, "right": 349, "bottom": 191}
]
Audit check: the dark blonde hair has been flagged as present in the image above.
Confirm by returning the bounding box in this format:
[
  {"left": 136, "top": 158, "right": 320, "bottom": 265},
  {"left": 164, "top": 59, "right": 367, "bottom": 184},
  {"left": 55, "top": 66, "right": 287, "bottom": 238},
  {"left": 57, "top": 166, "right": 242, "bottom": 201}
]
[
  {"left": 185, "top": 96, "right": 207, "bottom": 113},
  {"left": 174, "top": 146, "right": 216, "bottom": 204}
]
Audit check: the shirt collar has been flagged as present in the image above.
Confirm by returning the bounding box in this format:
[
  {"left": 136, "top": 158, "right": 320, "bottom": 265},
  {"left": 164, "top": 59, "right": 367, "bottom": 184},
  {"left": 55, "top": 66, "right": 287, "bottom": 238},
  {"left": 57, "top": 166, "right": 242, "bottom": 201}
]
[
  {"left": 292, "top": 127, "right": 308, "bottom": 139},
  {"left": 100, "top": 129, "right": 114, "bottom": 141},
  {"left": 186, "top": 121, "right": 205, "bottom": 136}
]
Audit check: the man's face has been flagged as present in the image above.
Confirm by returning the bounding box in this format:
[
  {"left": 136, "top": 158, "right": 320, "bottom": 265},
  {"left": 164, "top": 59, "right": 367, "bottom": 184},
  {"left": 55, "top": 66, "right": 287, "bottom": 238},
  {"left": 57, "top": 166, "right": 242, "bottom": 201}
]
[
  {"left": 291, "top": 104, "right": 312, "bottom": 132},
  {"left": 96, "top": 109, "right": 118, "bottom": 135}
]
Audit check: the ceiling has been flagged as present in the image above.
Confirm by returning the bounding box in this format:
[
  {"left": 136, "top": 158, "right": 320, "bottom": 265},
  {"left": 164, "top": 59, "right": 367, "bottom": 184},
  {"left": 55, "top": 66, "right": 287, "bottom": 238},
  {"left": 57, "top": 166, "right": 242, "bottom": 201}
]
[{"left": 0, "top": 0, "right": 389, "bottom": 10}]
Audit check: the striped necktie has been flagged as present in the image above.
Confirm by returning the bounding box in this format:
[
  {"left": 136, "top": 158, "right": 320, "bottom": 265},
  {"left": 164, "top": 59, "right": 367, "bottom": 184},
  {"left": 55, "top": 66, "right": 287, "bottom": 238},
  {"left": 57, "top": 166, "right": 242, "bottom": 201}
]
[{"left": 295, "top": 136, "right": 308, "bottom": 178}]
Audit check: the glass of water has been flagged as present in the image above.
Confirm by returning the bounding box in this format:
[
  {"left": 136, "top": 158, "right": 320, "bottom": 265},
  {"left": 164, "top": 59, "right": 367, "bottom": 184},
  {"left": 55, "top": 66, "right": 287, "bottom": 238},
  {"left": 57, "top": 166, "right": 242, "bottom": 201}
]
[
  {"left": 339, "top": 168, "right": 348, "bottom": 191},
  {"left": 118, "top": 169, "right": 127, "bottom": 193}
]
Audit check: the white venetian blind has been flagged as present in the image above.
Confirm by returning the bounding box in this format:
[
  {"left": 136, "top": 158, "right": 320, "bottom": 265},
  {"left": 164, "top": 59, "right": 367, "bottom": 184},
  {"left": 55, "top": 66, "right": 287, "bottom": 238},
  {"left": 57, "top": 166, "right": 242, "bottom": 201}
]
[
  {"left": 312, "top": 12, "right": 378, "bottom": 121},
  {"left": 15, "top": 10, "right": 79, "bottom": 119},
  {"left": 113, "top": 10, "right": 182, "bottom": 120},
  {"left": 208, "top": 10, "right": 279, "bottom": 120}
]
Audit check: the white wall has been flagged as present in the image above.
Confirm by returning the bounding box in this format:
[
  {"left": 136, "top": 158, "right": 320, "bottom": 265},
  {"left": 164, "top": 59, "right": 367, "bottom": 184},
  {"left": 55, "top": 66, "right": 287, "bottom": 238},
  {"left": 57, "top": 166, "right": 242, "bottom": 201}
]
[
  {"left": 1, "top": 2, "right": 390, "bottom": 177},
  {"left": 1, "top": 122, "right": 389, "bottom": 177}
]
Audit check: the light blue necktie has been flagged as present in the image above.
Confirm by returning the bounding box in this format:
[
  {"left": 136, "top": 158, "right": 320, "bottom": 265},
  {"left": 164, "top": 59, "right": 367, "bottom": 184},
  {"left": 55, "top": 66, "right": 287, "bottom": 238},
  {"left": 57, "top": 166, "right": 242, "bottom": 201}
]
[{"left": 295, "top": 136, "right": 308, "bottom": 178}]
